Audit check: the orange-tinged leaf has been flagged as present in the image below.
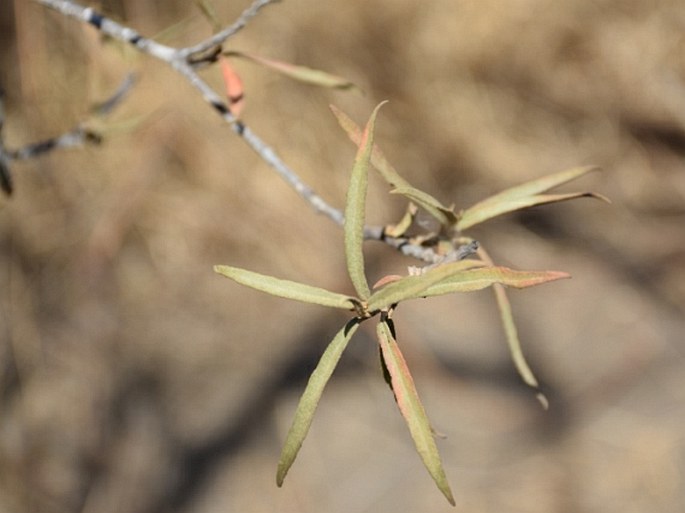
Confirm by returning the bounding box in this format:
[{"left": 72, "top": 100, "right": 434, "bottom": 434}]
[
  {"left": 226, "top": 51, "right": 356, "bottom": 90},
  {"left": 277, "top": 319, "right": 361, "bottom": 486},
  {"left": 420, "top": 266, "right": 570, "bottom": 298},
  {"left": 219, "top": 56, "right": 244, "bottom": 117},
  {"left": 367, "top": 260, "right": 485, "bottom": 312},
  {"left": 329, "top": 104, "right": 411, "bottom": 189},
  {"left": 376, "top": 320, "right": 455, "bottom": 505}
]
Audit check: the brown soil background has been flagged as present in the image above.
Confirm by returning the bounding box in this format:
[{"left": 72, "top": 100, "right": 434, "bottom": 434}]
[{"left": 1, "top": 1, "right": 684, "bottom": 512}]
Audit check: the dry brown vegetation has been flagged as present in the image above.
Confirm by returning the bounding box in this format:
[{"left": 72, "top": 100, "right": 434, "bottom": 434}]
[{"left": 1, "top": 0, "right": 684, "bottom": 512}]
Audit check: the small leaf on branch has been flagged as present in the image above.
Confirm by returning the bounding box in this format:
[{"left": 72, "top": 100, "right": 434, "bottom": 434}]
[
  {"left": 344, "top": 101, "right": 387, "bottom": 300},
  {"left": 384, "top": 202, "right": 418, "bottom": 238},
  {"left": 214, "top": 265, "right": 356, "bottom": 310},
  {"left": 226, "top": 51, "right": 356, "bottom": 90},
  {"left": 277, "top": 319, "right": 361, "bottom": 486},
  {"left": 376, "top": 320, "right": 455, "bottom": 505},
  {"left": 219, "top": 56, "right": 245, "bottom": 117}
]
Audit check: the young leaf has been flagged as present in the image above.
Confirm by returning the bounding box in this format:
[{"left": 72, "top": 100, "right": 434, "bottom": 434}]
[
  {"left": 219, "top": 56, "right": 245, "bottom": 117},
  {"left": 366, "top": 260, "right": 485, "bottom": 312},
  {"left": 384, "top": 202, "right": 418, "bottom": 238},
  {"left": 344, "top": 101, "right": 386, "bottom": 300},
  {"left": 329, "top": 104, "right": 411, "bottom": 189},
  {"left": 214, "top": 265, "right": 356, "bottom": 310},
  {"left": 391, "top": 186, "right": 458, "bottom": 227},
  {"left": 419, "top": 266, "right": 570, "bottom": 298},
  {"left": 457, "top": 165, "right": 604, "bottom": 230},
  {"left": 226, "top": 51, "right": 356, "bottom": 90},
  {"left": 277, "top": 319, "right": 361, "bottom": 486},
  {"left": 376, "top": 320, "right": 455, "bottom": 505}
]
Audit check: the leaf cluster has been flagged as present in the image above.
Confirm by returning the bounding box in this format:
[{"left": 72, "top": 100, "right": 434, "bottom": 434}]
[{"left": 215, "top": 103, "right": 606, "bottom": 504}]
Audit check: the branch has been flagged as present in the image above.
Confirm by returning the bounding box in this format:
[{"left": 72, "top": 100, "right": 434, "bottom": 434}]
[
  {"left": 35, "top": 0, "right": 453, "bottom": 263},
  {"left": 0, "top": 74, "right": 134, "bottom": 195}
]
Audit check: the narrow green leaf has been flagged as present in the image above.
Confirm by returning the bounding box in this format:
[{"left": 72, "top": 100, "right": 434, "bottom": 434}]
[
  {"left": 214, "top": 265, "right": 356, "bottom": 310},
  {"left": 384, "top": 203, "right": 417, "bottom": 238},
  {"left": 420, "top": 266, "right": 570, "bottom": 298},
  {"left": 376, "top": 321, "right": 455, "bottom": 505},
  {"left": 277, "top": 319, "right": 361, "bottom": 486},
  {"left": 226, "top": 51, "right": 356, "bottom": 90},
  {"left": 366, "top": 260, "right": 484, "bottom": 312},
  {"left": 491, "top": 282, "right": 542, "bottom": 392},
  {"left": 391, "top": 186, "right": 458, "bottom": 227},
  {"left": 329, "top": 104, "right": 411, "bottom": 189},
  {"left": 457, "top": 191, "right": 609, "bottom": 231},
  {"left": 476, "top": 246, "right": 547, "bottom": 406},
  {"left": 344, "top": 101, "right": 387, "bottom": 300},
  {"left": 478, "top": 165, "right": 599, "bottom": 204}
]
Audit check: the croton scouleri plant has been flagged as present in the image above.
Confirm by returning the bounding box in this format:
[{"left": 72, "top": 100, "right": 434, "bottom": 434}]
[{"left": 215, "top": 102, "right": 608, "bottom": 505}]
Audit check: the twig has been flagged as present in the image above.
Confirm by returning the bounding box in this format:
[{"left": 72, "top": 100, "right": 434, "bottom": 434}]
[
  {"left": 35, "top": 0, "right": 447, "bottom": 262},
  {"left": 0, "top": 74, "right": 134, "bottom": 195}
]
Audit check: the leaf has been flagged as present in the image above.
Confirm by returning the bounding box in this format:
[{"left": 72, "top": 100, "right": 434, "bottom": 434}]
[
  {"left": 457, "top": 165, "right": 604, "bottom": 230},
  {"left": 277, "top": 319, "right": 361, "bottom": 486},
  {"left": 384, "top": 202, "right": 418, "bottom": 238},
  {"left": 476, "top": 246, "right": 547, "bottom": 406},
  {"left": 329, "top": 104, "right": 411, "bottom": 189},
  {"left": 419, "top": 266, "right": 570, "bottom": 298},
  {"left": 219, "top": 56, "right": 245, "bottom": 117},
  {"left": 366, "top": 260, "right": 485, "bottom": 312},
  {"left": 457, "top": 191, "right": 609, "bottom": 231},
  {"left": 226, "top": 51, "right": 356, "bottom": 90},
  {"left": 344, "top": 101, "right": 387, "bottom": 300},
  {"left": 214, "top": 265, "right": 356, "bottom": 310},
  {"left": 391, "top": 186, "right": 458, "bottom": 227},
  {"left": 376, "top": 320, "right": 455, "bottom": 505}
]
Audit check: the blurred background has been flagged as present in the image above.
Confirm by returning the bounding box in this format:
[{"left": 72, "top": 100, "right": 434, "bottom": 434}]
[{"left": 1, "top": 0, "right": 684, "bottom": 512}]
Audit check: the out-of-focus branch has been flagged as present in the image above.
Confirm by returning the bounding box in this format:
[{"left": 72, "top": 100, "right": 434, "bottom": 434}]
[
  {"left": 0, "top": 74, "right": 134, "bottom": 195},
  {"left": 34, "top": 0, "right": 463, "bottom": 263}
]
